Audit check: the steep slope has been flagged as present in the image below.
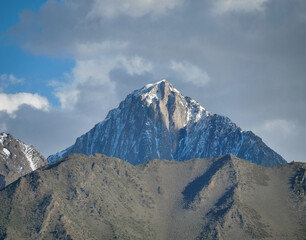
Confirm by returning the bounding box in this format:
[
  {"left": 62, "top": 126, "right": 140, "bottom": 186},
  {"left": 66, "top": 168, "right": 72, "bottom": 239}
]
[
  {"left": 0, "top": 133, "right": 47, "bottom": 190},
  {"left": 48, "top": 80, "right": 286, "bottom": 167},
  {"left": 0, "top": 154, "right": 304, "bottom": 240}
]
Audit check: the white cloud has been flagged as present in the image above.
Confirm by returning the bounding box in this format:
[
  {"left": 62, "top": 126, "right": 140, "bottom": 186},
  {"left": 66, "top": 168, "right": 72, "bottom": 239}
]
[
  {"left": 0, "top": 74, "right": 24, "bottom": 84},
  {"left": 119, "top": 56, "right": 153, "bottom": 75},
  {"left": 54, "top": 42, "right": 154, "bottom": 110},
  {"left": 0, "top": 93, "right": 49, "bottom": 115},
  {"left": 87, "top": 0, "right": 184, "bottom": 19},
  {"left": 170, "top": 61, "right": 210, "bottom": 87},
  {"left": 54, "top": 57, "right": 117, "bottom": 110},
  {"left": 212, "top": 0, "right": 269, "bottom": 14},
  {"left": 0, "top": 74, "right": 24, "bottom": 91}
]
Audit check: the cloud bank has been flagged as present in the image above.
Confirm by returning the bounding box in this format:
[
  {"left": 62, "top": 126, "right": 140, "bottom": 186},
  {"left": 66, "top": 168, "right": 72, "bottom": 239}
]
[
  {"left": 212, "top": 0, "right": 269, "bottom": 14},
  {"left": 1, "top": 0, "right": 305, "bottom": 162},
  {"left": 88, "top": 0, "right": 184, "bottom": 19}
]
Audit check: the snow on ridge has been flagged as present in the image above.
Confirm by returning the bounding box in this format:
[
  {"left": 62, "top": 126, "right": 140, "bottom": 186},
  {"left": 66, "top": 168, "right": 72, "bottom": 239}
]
[
  {"left": 138, "top": 79, "right": 181, "bottom": 95},
  {"left": 21, "top": 143, "right": 37, "bottom": 171},
  {"left": 144, "top": 79, "right": 167, "bottom": 90},
  {"left": 137, "top": 79, "right": 184, "bottom": 106},
  {"left": 142, "top": 89, "right": 158, "bottom": 105},
  {"left": 138, "top": 80, "right": 210, "bottom": 125},
  {"left": 185, "top": 97, "right": 209, "bottom": 125},
  {"left": 139, "top": 81, "right": 161, "bottom": 106},
  {"left": 0, "top": 133, "right": 8, "bottom": 145}
]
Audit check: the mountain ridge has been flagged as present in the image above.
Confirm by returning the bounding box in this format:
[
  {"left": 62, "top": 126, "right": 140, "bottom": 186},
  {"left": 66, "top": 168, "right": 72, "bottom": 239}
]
[{"left": 0, "top": 153, "right": 304, "bottom": 240}]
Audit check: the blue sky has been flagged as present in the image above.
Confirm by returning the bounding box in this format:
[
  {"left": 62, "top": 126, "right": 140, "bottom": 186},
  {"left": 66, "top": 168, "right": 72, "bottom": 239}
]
[
  {"left": 0, "top": 0, "right": 74, "bottom": 106},
  {"left": 0, "top": 0, "right": 305, "bottom": 162}
]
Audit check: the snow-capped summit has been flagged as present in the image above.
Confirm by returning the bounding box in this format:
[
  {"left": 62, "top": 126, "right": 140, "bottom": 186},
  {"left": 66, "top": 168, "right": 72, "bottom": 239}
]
[
  {"left": 48, "top": 80, "right": 286, "bottom": 167},
  {"left": 0, "top": 132, "right": 47, "bottom": 189}
]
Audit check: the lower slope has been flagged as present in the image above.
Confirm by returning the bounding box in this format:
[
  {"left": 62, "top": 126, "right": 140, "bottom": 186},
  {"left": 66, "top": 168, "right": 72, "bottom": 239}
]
[{"left": 0, "top": 154, "right": 304, "bottom": 240}]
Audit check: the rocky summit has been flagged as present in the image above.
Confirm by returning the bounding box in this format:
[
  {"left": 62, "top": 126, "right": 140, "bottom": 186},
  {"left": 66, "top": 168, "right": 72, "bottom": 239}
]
[
  {"left": 0, "top": 133, "right": 47, "bottom": 190},
  {"left": 48, "top": 80, "right": 286, "bottom": 167}
]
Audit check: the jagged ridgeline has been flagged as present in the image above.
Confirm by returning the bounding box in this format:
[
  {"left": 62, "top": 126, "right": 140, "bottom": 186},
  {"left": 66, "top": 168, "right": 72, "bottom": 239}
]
[
  {"left": 0, "top": 154, "right": 304, "bottom": 240},
  {"left": 48, "top": 80, "right": 286, "bottom": 167}
]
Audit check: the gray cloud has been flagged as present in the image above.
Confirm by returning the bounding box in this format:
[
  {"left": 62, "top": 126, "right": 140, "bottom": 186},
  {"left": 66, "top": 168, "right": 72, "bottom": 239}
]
[
  {"left": 2, "top": 0, "right": 306, "bottom": 162},
  {"left": 87, "top": 0, "right": 184, "bottom": 19},
  {"left": 0, "top": 105, "right": 109, "bottom": 157}
]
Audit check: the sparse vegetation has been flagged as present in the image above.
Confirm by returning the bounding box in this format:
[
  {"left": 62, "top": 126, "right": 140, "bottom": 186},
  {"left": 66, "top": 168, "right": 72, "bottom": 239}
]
[{"left": 0, "top": 154, "right": 305, "bottom": 239}]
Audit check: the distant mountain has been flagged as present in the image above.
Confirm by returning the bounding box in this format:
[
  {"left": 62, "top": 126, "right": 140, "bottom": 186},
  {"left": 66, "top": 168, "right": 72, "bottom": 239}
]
[
  {"left": 48, "top": 80, "right": 286, "bottom": 167},
  {"left": 0, "top": 132, "right": 47, "bottom": 190},
  {"left": 0, "top": 154, "right": 304, "bottom": 239}
]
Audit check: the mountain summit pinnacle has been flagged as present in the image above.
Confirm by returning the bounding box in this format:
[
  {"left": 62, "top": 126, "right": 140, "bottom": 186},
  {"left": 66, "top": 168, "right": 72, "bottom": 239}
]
[
  {"left": 48, "top": 80, "right": 286, "bottom": 166},
  {"left": 131, "top": 79, "right": 208, "bottom": 131}
]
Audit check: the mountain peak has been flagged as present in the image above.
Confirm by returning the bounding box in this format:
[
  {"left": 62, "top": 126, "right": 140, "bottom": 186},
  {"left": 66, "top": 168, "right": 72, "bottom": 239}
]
[
  {"left": 133, "top": 79, "right": 207, "bottom": 122},
  {"left": 132, "top": 79, "right": 181, "bottom": 106},
  {"left": 143, "top": 79, "right": 170, "bottom": 89},
  {"left": 48, "top": 80, "right": 286, "bottom": 167},
  {"left": 128, "top": 79, "right": 208, "bottom": 131},
  {"left": 144, "top": 78, "right": 169, "bottom": 88}
]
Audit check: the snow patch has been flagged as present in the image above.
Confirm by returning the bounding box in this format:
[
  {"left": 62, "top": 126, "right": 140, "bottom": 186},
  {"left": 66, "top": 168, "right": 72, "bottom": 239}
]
[
  {"left": 143, "top": 91, "right": 158, "bottom": 105},
  {"left": 144, "top": 83, "right": 154, "bottom": 89},
  {"left": 2, "top": 148, "right": 10, "bottom": 156},
  {"left": 21, "top": 143, "right": 37, "bottom": 171},
  {"left": 154, "top": 127, "right": 160, "bottom": 158},
  {"left": 140, "top": 80, "right": 184, "bottom": 106}
]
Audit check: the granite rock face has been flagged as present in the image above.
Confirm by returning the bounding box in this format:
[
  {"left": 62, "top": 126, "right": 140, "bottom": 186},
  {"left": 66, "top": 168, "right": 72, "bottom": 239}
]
[
  {"left": 48, "top": 80, "right": 286, "bottom": 167},
  {"left": 0, "top": 133, "right": 47, "bottom": 190}
]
